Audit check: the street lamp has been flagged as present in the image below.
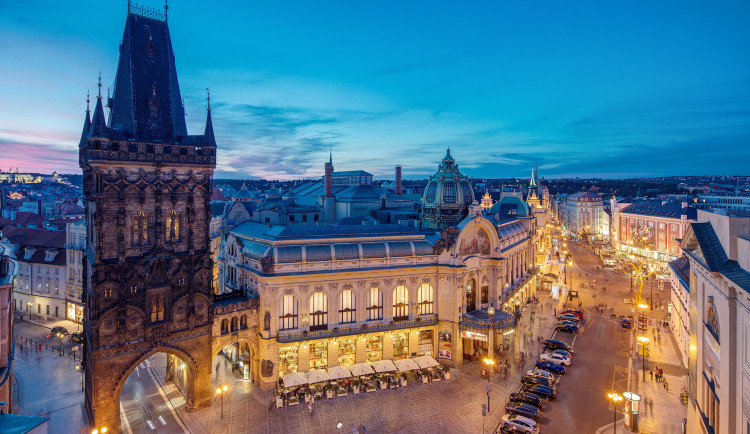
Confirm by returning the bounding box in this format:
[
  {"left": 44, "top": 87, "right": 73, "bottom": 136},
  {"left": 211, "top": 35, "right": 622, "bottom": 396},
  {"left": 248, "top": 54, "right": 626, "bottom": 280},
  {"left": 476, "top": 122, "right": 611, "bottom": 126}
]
[
  {"left": 637, "top": 336, "right": 649, "bottom": 382},
  {"left": 608, "top": 392, "right": 623, "bottom": 434},
  {"left": 76, "top": 364, "right": 85, "bottom": 391},
  {"left": 26, "top": 302, "right": 32, "bottom": 321},
  {"left": 216, "top": 385, "right": 228, "bottom": 419},
  {"left": 56, "top": 332, "right": 64, "bottom": 356},
  {"left": 483, "top": 357, "right": 495, "bottom": 409},
  {"left": 91, "top": 428, "right": 107, "bottom": 434}
]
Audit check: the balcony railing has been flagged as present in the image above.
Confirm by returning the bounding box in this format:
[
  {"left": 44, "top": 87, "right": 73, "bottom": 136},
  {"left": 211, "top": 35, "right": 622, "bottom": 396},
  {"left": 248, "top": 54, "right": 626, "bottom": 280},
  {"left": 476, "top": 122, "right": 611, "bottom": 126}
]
[{"left": 277, "top": 315, "right": 438, "bottom": 343}]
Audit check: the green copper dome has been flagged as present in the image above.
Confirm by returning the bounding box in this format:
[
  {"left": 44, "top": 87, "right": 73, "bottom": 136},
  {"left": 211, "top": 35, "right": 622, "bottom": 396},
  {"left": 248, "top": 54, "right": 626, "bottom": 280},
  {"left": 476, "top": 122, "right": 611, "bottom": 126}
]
[{"left": 421, "top": 148, "right": 475, "bottom": 230}]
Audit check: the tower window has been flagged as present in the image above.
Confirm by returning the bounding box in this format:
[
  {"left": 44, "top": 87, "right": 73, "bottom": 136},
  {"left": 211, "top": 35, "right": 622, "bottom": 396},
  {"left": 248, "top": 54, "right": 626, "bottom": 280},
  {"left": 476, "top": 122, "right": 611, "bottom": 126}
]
[
  {"left": 133, "top": 212, "right": 148, "bottom": 245},
  {"left": 166, "top": 210, "right": 180, "bottom": 243},
  {"left": 151, "top": 295, "right": 165, "bottom": 322}
]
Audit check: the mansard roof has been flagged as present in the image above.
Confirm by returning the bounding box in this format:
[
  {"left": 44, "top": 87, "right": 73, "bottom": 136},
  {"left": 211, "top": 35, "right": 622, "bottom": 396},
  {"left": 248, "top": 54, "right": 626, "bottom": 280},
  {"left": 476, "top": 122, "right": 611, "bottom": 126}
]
[
  {"left": 233, "top": 222, "right": 420, "bottom": 241},
  {"left": 621, "top": 200, "right": 696, "bottom": 220},
  {"left": 684, "top": 221, "right": 750, "bottom": 293}
]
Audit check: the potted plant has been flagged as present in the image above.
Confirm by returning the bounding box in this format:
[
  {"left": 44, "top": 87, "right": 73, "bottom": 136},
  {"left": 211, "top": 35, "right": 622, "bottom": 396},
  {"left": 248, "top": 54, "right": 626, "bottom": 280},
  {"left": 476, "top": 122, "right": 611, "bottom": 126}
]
[
  {"left": 352, "top": 378, "right": 361, "bottom": 394},
  {"left": 400, "top": 372, "right": 408, "bottom": 387},
  {"left": 337, "top": 385, "right": 347, "bottom": 397},
  {"left": 288, "top": 395, "right": 299, "bottom": 406},
  {"left": 443, "top": 366, "right": 451, "bottom": 380},
  {"left": 420, "top": 368, "right": 429, "bottom": 383},
  {"left": 325, "top": 383, "right": 334, "bottom": 399},
  {"left": 366, "top": 379, "right": 376, "bottom": 392}
]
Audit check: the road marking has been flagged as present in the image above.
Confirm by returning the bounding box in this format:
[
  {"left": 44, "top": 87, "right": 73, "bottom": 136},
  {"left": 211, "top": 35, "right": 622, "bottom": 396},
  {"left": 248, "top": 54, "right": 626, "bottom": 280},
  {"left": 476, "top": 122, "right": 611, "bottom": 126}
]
[
  {"left": 120, "top": 402, "right": 134, "bottom": 434},
  {"left": 146, "top": 364, "right": 191, "bottom": 433}
]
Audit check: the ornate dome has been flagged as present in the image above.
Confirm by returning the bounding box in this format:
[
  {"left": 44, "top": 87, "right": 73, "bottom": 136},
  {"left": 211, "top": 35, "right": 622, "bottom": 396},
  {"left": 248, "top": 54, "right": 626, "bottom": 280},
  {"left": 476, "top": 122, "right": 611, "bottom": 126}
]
[{"left": 421, "top": 148, "right": 475, "bottom": 230}]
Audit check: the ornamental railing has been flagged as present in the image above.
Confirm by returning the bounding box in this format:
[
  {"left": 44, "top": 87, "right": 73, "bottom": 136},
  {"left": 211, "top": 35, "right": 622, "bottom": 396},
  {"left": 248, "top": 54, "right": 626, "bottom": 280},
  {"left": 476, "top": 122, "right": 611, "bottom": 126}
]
[
  {"left": 277, "top": 315, "right": 438, "bottom": 343},
  {"left": 459, "top": 314, "right": 515, "bottom": 330}
]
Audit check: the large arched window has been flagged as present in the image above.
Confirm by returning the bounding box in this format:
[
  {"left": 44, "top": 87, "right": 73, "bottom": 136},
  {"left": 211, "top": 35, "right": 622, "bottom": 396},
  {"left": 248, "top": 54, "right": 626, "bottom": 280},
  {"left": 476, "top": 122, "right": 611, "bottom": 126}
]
[
  {"left": 443, "top": 181, "right": 457, "bottom": 203},
  {"left": 310, "top": 292, "right": 328, "bottom": 331},
  {"left": 339, "top": 289, "right": 356, "bottom": 324},
  {"left": 231, "top": 316, "right": 239, "bottom": 332},
  {"left": 425, "top": 182, "right": 438, "bottom": 203},
  {"left": 221, "top": 319, "right": 229, "bottom": 335},
  {"left": 393, "top": 285, "right": 409, "bottom": 321},
  {"left": 367, "top": 287, "right": 383, "bottom": 320},
  {"left": 417, "top": 283, "right": 434, "bottom": 315},
  {"left": 240, "top": 314, "right": 248, "bottom": 330},
  {"left": 279, "top": 295, "right": 298, "bottom": 331}
]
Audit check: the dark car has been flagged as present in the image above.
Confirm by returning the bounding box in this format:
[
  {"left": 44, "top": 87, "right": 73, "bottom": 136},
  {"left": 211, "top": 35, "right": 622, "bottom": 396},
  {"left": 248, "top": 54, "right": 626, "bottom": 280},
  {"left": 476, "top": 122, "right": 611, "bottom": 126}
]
[
  {"left": 522, "top": 384, "right": 557, "bottom": 400},
  {"left": 556, "top": 324, "right": 579, "bottom": 334},
  {"left": 552, "top": 349, "right": 572, "bottom": 359},
  {"left": 542, "top": 339, "right": 573, "bottom": 353},
  {"left": 71, "top": 332, "right": 84, "bottom": 344},
  {"left": 505, "top": 402, "right": 541, "bottom": 421},
  {"left": 509, "top": 392, "right": 542, "bottom": 408},
  {"left": 536, "top": 360, "right": 566, "bottom": 375},
  {"left": 521, "top": 374, "right": 555, "bottom": 387},
  {"left": 50, "top": 326, "right": 69, "bottom": 336},
  {"left": 557, "top": 314, "right": 580, "bottom": 323},
  {"left": 621, "top": 318, "right": 632, "bottom": 329}
]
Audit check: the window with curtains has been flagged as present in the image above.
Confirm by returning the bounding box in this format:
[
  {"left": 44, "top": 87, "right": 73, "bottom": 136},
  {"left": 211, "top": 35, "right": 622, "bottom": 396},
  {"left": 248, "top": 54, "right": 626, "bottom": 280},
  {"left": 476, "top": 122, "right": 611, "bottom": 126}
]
[
  {"left": 393, "top": 285, "right": 409, "bottom": 321},
  {"left": 417, "top": 283, "right": 434, "bottom": 315},
  {"left": 279, "top": 295, "right": 298, "bottom": 330},
  {"left": 367, "top": 287, "right": 383, "bottom": 320},
  {"left": 339, "top": 289, "right": 355, "bottom": 324},
  {"left": 309, "top": 292, "right": 328, "bottom": 331}
]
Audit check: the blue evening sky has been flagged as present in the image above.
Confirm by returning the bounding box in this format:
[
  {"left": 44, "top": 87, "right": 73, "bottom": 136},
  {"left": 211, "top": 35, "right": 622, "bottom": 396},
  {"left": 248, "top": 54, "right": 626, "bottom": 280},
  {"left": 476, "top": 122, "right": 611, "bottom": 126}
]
[{"left": 1, "top": 1, "right": 749, "bottom": 180}]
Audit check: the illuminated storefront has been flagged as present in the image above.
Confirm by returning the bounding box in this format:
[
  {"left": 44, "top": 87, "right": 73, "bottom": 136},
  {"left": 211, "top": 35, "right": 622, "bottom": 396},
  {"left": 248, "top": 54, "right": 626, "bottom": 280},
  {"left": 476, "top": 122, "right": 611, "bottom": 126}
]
[
  {"left": 279, "top": 346, "right": 298, "bottom": 376},
  {"left": 392, "top": 332, "right": 408, "bottom": 360},
  {"left": 337, "top": 337, "right": 356, "bottom": 366},
  {"left": 366, "top": 335, "right": 383, "bottom": 362},
  {"left": 308, "top": 342, "right": 328, "bottom": 370},
  {"left": 66, "top": 302, "right": 83, "bottom": 323}
]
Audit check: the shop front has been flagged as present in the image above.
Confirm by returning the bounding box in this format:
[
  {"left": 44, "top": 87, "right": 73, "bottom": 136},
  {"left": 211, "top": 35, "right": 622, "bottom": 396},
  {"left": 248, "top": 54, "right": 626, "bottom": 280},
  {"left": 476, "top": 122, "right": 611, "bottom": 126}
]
[
  {"left": 221, "top": 342, "right": 253, "bottom": 380},
  {"left": 459, "top": 308, "right": 516, "bottom": 363},
  {"left": 66, "top": 301, "right": 83, "bottom": 324}
]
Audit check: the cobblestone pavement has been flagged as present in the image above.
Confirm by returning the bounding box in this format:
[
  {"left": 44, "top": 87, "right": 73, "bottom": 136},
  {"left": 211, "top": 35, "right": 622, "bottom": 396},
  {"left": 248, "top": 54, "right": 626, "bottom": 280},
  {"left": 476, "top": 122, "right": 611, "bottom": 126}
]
[{"left": 148, "top": 296, "right": 557, "bottom": 434}]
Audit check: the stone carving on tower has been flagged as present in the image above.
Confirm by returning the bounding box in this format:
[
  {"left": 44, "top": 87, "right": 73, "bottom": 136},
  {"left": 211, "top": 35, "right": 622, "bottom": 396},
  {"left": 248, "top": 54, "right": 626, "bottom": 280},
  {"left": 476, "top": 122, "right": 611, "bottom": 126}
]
[{"left": 79, "top": 4, "right": 216, "bottom": 432}]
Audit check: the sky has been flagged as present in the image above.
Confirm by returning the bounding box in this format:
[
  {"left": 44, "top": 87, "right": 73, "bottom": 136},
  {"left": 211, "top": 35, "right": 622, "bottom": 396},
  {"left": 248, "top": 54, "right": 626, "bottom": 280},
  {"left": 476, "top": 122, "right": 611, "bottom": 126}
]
[{"left": 1, "top": 1, "right": 749, "bottom": 180}]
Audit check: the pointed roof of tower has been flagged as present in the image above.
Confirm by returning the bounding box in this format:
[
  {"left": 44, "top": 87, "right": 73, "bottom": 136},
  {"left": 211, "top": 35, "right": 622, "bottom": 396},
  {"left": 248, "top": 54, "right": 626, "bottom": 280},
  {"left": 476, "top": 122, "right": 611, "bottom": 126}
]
[
  {"left": 78, "top": 91, "right": 92, "bottom": 147},
  {"left": 204, "top": 89, "right": 216, "bottom": 147},
  {"left": 529, "top": 168, "right": 537, "bottom": 188},
  {"left": 90, "top": 76, "right": 108, "bottom": 138},
  {"left": 107, "top": 10, "right": 187, "bottom": 142}
]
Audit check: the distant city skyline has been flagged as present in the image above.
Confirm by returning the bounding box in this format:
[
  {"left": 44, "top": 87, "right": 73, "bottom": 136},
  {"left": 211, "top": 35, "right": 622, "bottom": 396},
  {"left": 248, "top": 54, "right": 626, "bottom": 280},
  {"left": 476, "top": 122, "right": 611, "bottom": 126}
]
[{"left": 1, "top": 1, "right": 749, "bottom": 180}]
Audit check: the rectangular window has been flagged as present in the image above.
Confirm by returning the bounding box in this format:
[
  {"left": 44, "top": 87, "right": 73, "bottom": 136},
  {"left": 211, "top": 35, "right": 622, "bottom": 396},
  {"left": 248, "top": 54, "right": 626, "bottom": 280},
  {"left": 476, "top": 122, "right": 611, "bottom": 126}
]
[
  {"left": 46, "top": 305, "right": 50, "bottom": 315},
  {"left": 418, "top": 330, "right": 434, "bottom": 356},
  {"left": 279, "top": 346, "right": 298, "bottom": 376},
  {"left": 366, "top": 335, "right": 383, "bottom": 362},
  {"left": 289, "top": 214, "right": 295, "bottom": 222},
  {"left": 313, "top": 214, "right": 319, "bottom": 222},
  {"left": 308, "top": 342, "right": 328, "bottom": 370},
  {"left": 337, "top": 337, "right": 356, "bottom": 366},
  {"left": 393, "top": 332, "right": 409, "bottom": 360},
  {"left": 481, "top": 285, "right": 489, "bottom": 304},
  {"left": 302, "top": 214, "right": 308, "bottom": 222}
]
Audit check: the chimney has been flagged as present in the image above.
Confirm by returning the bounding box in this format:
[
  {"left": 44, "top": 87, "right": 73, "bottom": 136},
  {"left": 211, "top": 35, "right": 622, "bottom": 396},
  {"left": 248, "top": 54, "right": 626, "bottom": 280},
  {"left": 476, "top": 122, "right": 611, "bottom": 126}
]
[
  {"left": 324, "top": 161, "right": 333, "bottom": 197},
  {"left": 395, "top": 166, "right": 402, "bottom": 195}
]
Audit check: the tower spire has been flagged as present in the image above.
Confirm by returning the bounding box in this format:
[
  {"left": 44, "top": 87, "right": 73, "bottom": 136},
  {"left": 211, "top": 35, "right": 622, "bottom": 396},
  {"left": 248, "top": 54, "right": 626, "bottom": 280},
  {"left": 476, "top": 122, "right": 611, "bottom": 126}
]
[
  {"left": 206, "top": 87, "right": 211, "bottom": 111},
  {"left": 164, "top": 0, "right": 169, "bottom": 22},
  {"left": 86, "top": 89, "right": 91, "bottom": 114},
  {"left": 97, "top": 71, "right": 102, "bottom": 99}
]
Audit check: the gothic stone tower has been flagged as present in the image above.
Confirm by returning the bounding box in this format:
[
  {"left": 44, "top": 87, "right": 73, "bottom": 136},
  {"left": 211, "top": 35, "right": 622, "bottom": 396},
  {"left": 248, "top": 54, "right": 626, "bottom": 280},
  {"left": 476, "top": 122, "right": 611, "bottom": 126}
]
[{"left": 79, "top": 5, "right": 216, "bottom": 431}]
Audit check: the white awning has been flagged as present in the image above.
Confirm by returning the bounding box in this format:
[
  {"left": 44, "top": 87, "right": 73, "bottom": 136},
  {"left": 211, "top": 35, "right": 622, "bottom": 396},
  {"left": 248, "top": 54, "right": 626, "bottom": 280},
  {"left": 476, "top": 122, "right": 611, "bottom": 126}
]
[
  {"left": 281, "top": 372, "right": 308, "bottom": 387},
  {"left": 304, "top": 369, "right": 331, "bottom": 384},
  {"left": 372, "top": 360, "right": 398, "bottom": 373},
  {"left": 393, "top": 358, "right": 420, "bottom": 371},
  {"left": 349, "top": 363, "right": 375, "bottom": 376},
  {"left": 327, "top": 366, "right": 352, "bottom": 380},
  {"left": 412, "top": 355, "right": 439, "bottom": 368}
]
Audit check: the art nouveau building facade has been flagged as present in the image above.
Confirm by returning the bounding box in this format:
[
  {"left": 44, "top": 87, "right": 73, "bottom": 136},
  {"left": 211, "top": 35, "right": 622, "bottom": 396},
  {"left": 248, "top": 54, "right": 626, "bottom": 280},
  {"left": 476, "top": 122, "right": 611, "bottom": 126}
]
[
  {"left": 681, "top": 210, "right": 750, "bottom": 434},
  {"left": 218, "top": 206, "right": 538, "bottom": 390}
]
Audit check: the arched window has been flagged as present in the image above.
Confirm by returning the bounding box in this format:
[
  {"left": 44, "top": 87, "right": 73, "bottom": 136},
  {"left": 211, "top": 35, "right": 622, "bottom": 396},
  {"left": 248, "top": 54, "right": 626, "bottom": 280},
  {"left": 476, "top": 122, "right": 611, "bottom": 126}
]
[
  {"left": 417, "top": 283, "right": 434, "bottom": 315},
  {"left": 462, "top": 183, "right": 473, "bottom": 205},
  {"left": 425, "top": 182, "right": 438, "bottom": 203},
  {"left": 279, "top": 295, "right": 298, "bottom": 331},
  {"left": 240, "top": 314, "right": 248, "bottom": 329},
  {"left": 393, "top": 285, "right": 409, "bottom": 321},
  {"left": 310, "top": 292, "right": 328, "bottom": 331},
  {"left": 231, "top": 316, "right": 239, "bottom": 332},
  {"left": 443, "top": 181, "right": 457, "bottom": 203},
  {"left": 221, "top": 319, "right": 229, "bottom": 335},
  {"left": 339, "top": 289, "right": 355, "bottom": 324},
  {"left": 368, "top": 287, "right": 383, "bottom": 320},
  {"left": 466, "top": 278, "right": 476, "bottom": 312}
]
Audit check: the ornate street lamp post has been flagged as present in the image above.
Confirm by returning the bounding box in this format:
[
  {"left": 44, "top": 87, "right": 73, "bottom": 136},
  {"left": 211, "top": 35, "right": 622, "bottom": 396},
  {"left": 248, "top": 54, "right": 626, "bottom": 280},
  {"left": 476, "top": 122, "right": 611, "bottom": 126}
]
[
  {"left": 216, "top": 385, "right": 228, "bottom": 419},
  {"left": 637, "top": 336, "right": 649, "bottom": 382},
  {"left": 608, "top": 392, "right": 623, "bottom": 434}
]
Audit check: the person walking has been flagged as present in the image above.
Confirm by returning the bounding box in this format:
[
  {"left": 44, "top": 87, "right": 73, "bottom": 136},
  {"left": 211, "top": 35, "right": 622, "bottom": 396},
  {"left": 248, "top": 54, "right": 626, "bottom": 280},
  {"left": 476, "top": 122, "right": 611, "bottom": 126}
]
[{"left": 649, "top": 369, "right": 654, "bottom": 381}]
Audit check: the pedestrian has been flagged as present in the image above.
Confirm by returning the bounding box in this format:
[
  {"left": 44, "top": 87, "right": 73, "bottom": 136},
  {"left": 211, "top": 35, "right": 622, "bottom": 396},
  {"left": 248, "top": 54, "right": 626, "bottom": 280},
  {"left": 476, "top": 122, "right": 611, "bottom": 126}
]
[
  {"left": 664, "top": 379, "right": 669, "bottom": 391},
  {"left": 308, "top": 401, "right": 313, "bottom": 415}
]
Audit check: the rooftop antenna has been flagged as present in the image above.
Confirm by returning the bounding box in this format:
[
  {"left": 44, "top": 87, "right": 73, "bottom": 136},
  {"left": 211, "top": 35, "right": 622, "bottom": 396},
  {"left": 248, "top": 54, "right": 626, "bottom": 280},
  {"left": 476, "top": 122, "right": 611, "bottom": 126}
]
[{"left": 97, "top": 71, "right": 102, "bottom": 99}]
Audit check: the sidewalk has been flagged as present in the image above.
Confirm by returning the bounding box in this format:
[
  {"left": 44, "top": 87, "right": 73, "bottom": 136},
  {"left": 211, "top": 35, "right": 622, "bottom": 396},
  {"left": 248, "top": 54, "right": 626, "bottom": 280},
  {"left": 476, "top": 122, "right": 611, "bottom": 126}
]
[{"left": 14, "top": 310, "right": 80, "bottom": 333}]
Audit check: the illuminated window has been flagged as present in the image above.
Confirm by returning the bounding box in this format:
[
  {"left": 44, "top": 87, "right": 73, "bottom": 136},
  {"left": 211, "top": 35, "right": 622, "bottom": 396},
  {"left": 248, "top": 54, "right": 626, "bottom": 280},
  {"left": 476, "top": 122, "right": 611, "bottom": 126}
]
[
  {"left": 151, "top": 295, "right": 164, "bottom": 322},
  {"left": 417, "top": 283, "right": 434, "bottom": 315},
  {"left": 279, "top": 295, "right": 298, "bottom": 330},
  {"left": 368, "top": 287, "right": 383, "bottom": 320},
  {"left": 393, "top": 285, "right": 409, "bottom": 321},
  {"left": 309, "top": 292, "right": 328, "bottom": 331},
  {"left": 339, "top": 289, "right": 355, "bottom": 324}
]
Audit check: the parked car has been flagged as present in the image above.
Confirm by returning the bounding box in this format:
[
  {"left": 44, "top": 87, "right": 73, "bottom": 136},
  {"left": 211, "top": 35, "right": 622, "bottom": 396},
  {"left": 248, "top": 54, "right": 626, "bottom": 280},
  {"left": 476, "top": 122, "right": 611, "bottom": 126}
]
[
  {"left": 542, "top": 339, "right": 573, "bottom": 353},
  {"left": 509, "top": 392, "right": 543, "bottom": 408},
  {"left": 555, "top": 320, "right": 577, "bottom": 328},
  {"left": 527, "top": 369, "right": 555, "bottom": 381},
  {"left": 562, "top": 308, "right": 585, "bottom": 319},
  {"left": 556, "top": 323, "right": 579, "bottom": 334},
  {"left": 521, "top": 374, "right": 555, "bottom": 387},
  {"left": 500, "top": 414, "right": 539, "bottom": 433},
  {"left": 505, "top": 402, "right": 541, "bottom": 421},
  {"left": 552, "top": 349, "right": 572, "bottom": 359},
  {"left": 70, "top": 332, "right": 84, "bottom": 344},
  {"left": 621, "top": 318, "right": 632, "bottom": 329},
  {"left": 522, "top": 383, "right": 557, "bottom": 400},
  {"left": 536, "top": 360, "right": 566, "bottom": 375},
  {"left": 540, "top": 353, "right": 571, "bottom": 366},
  {"left": 557, "top": 314, "right": 580, "bottom": 322}
]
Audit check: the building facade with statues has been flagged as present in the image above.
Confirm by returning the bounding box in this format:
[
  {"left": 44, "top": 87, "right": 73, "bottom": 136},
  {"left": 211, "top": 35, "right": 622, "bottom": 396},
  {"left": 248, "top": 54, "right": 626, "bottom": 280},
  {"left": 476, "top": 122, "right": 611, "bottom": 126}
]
[{"left": 217, "top": 151, "right": 540, "bottom": 390}]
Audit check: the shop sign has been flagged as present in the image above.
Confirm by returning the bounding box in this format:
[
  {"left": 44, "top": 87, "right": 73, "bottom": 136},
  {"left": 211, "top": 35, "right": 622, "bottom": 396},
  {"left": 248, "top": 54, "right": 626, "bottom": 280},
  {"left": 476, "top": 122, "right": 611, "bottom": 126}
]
[{"left": 461, "top": 330, "right": 488, "bottom": 342}]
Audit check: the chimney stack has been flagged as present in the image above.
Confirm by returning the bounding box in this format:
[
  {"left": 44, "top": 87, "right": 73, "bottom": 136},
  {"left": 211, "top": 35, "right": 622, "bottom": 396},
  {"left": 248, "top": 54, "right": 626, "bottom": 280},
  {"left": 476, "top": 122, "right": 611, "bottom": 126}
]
[
  {"left": 324, "top": 161, "right": 333, "bottom": 197},
  {"left": 395, "top": 166, "right": 402, "bottom": 195}
]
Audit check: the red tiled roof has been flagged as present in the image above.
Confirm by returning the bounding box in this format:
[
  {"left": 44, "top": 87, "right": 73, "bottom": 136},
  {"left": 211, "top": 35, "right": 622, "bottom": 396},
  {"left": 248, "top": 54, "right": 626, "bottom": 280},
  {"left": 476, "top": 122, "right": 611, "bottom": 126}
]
[{"left": 0, "top": 212, "right": 44, "bottom": 228}]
